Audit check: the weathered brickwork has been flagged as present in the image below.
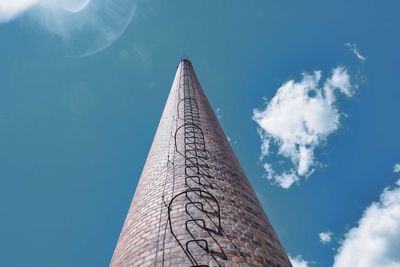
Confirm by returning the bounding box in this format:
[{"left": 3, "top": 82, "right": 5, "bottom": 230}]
[{"left": 110, "top": 60, "right": 292, "bottom": 267}]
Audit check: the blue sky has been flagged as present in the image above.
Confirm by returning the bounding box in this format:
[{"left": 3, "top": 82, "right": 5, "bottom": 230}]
[{"left": 1, "top": 1, "right": 400, "bottom": 266}]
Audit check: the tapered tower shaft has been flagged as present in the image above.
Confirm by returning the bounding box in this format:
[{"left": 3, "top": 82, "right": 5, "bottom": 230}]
[{"left": 111, "top": 60, "right": 292, "bottom": 267}]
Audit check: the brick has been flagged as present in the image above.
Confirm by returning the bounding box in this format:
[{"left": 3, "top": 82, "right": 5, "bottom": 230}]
[{"left": 110, "top": 60, "right": 292, "bottom": 267}]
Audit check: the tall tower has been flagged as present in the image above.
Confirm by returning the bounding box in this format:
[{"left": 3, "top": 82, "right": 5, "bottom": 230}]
[{"left": 111, "top": 60, "right": 292, "bottom": 267}]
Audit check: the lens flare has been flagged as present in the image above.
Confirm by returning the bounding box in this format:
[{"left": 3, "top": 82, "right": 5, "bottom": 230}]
[
  {"left": 0, "top": 0, "right": 137, "bottom": 57},
  {"left": 0, "top": 0, "right": 39, "bottom": 22},
  {"left": 60, "top": 0, "right": 91, "bottom": 13}
]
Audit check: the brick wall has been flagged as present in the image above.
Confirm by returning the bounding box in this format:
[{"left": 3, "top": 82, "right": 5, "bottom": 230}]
[{"left": 110, "top": 60, "right": 292, "bottom": 267}]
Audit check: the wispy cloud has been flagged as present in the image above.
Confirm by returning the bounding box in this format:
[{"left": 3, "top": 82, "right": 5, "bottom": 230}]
[
  {"left": 333, "top": 166, "right": 400, "bottom": 267},
  {"left": 289, "top": 255, "right": 312, "bottom": 267},
  {"left": 319, "top": 231, "right": 333, "bottom": 244},
  {"left": 216, "top": 107, "right": 223, "bottom": 120},
  {"left": 393, "top": 163, "right": 400, "bottom": 173},
  {"left": 253, "top": 66, "right": 355, "bottom": 188},
  {"left": 345, "top": 43, "right": 366, "bottom": 61}
]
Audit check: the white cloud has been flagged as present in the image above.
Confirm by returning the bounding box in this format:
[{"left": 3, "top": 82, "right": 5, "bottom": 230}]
[
  {"left": 345, "top": 42, "right": 366, "bottom": 61},
  {"left": 289, "top": 255, "right": 311, "bottom": 267},
  {"left": 253, "top": 66, "right": 355, "bottom": 188},
  {"left": 319, "top": 231, "right": 333, "bottom": 244},
  {"left": 333, "top": 179, "right": 400, "bottom": 267},
  {"left": 393, "top": 163, "right": 400, "bottom": 173},
  {"left": 263, "top": 163, "right": 299, "bottom": 189}
]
